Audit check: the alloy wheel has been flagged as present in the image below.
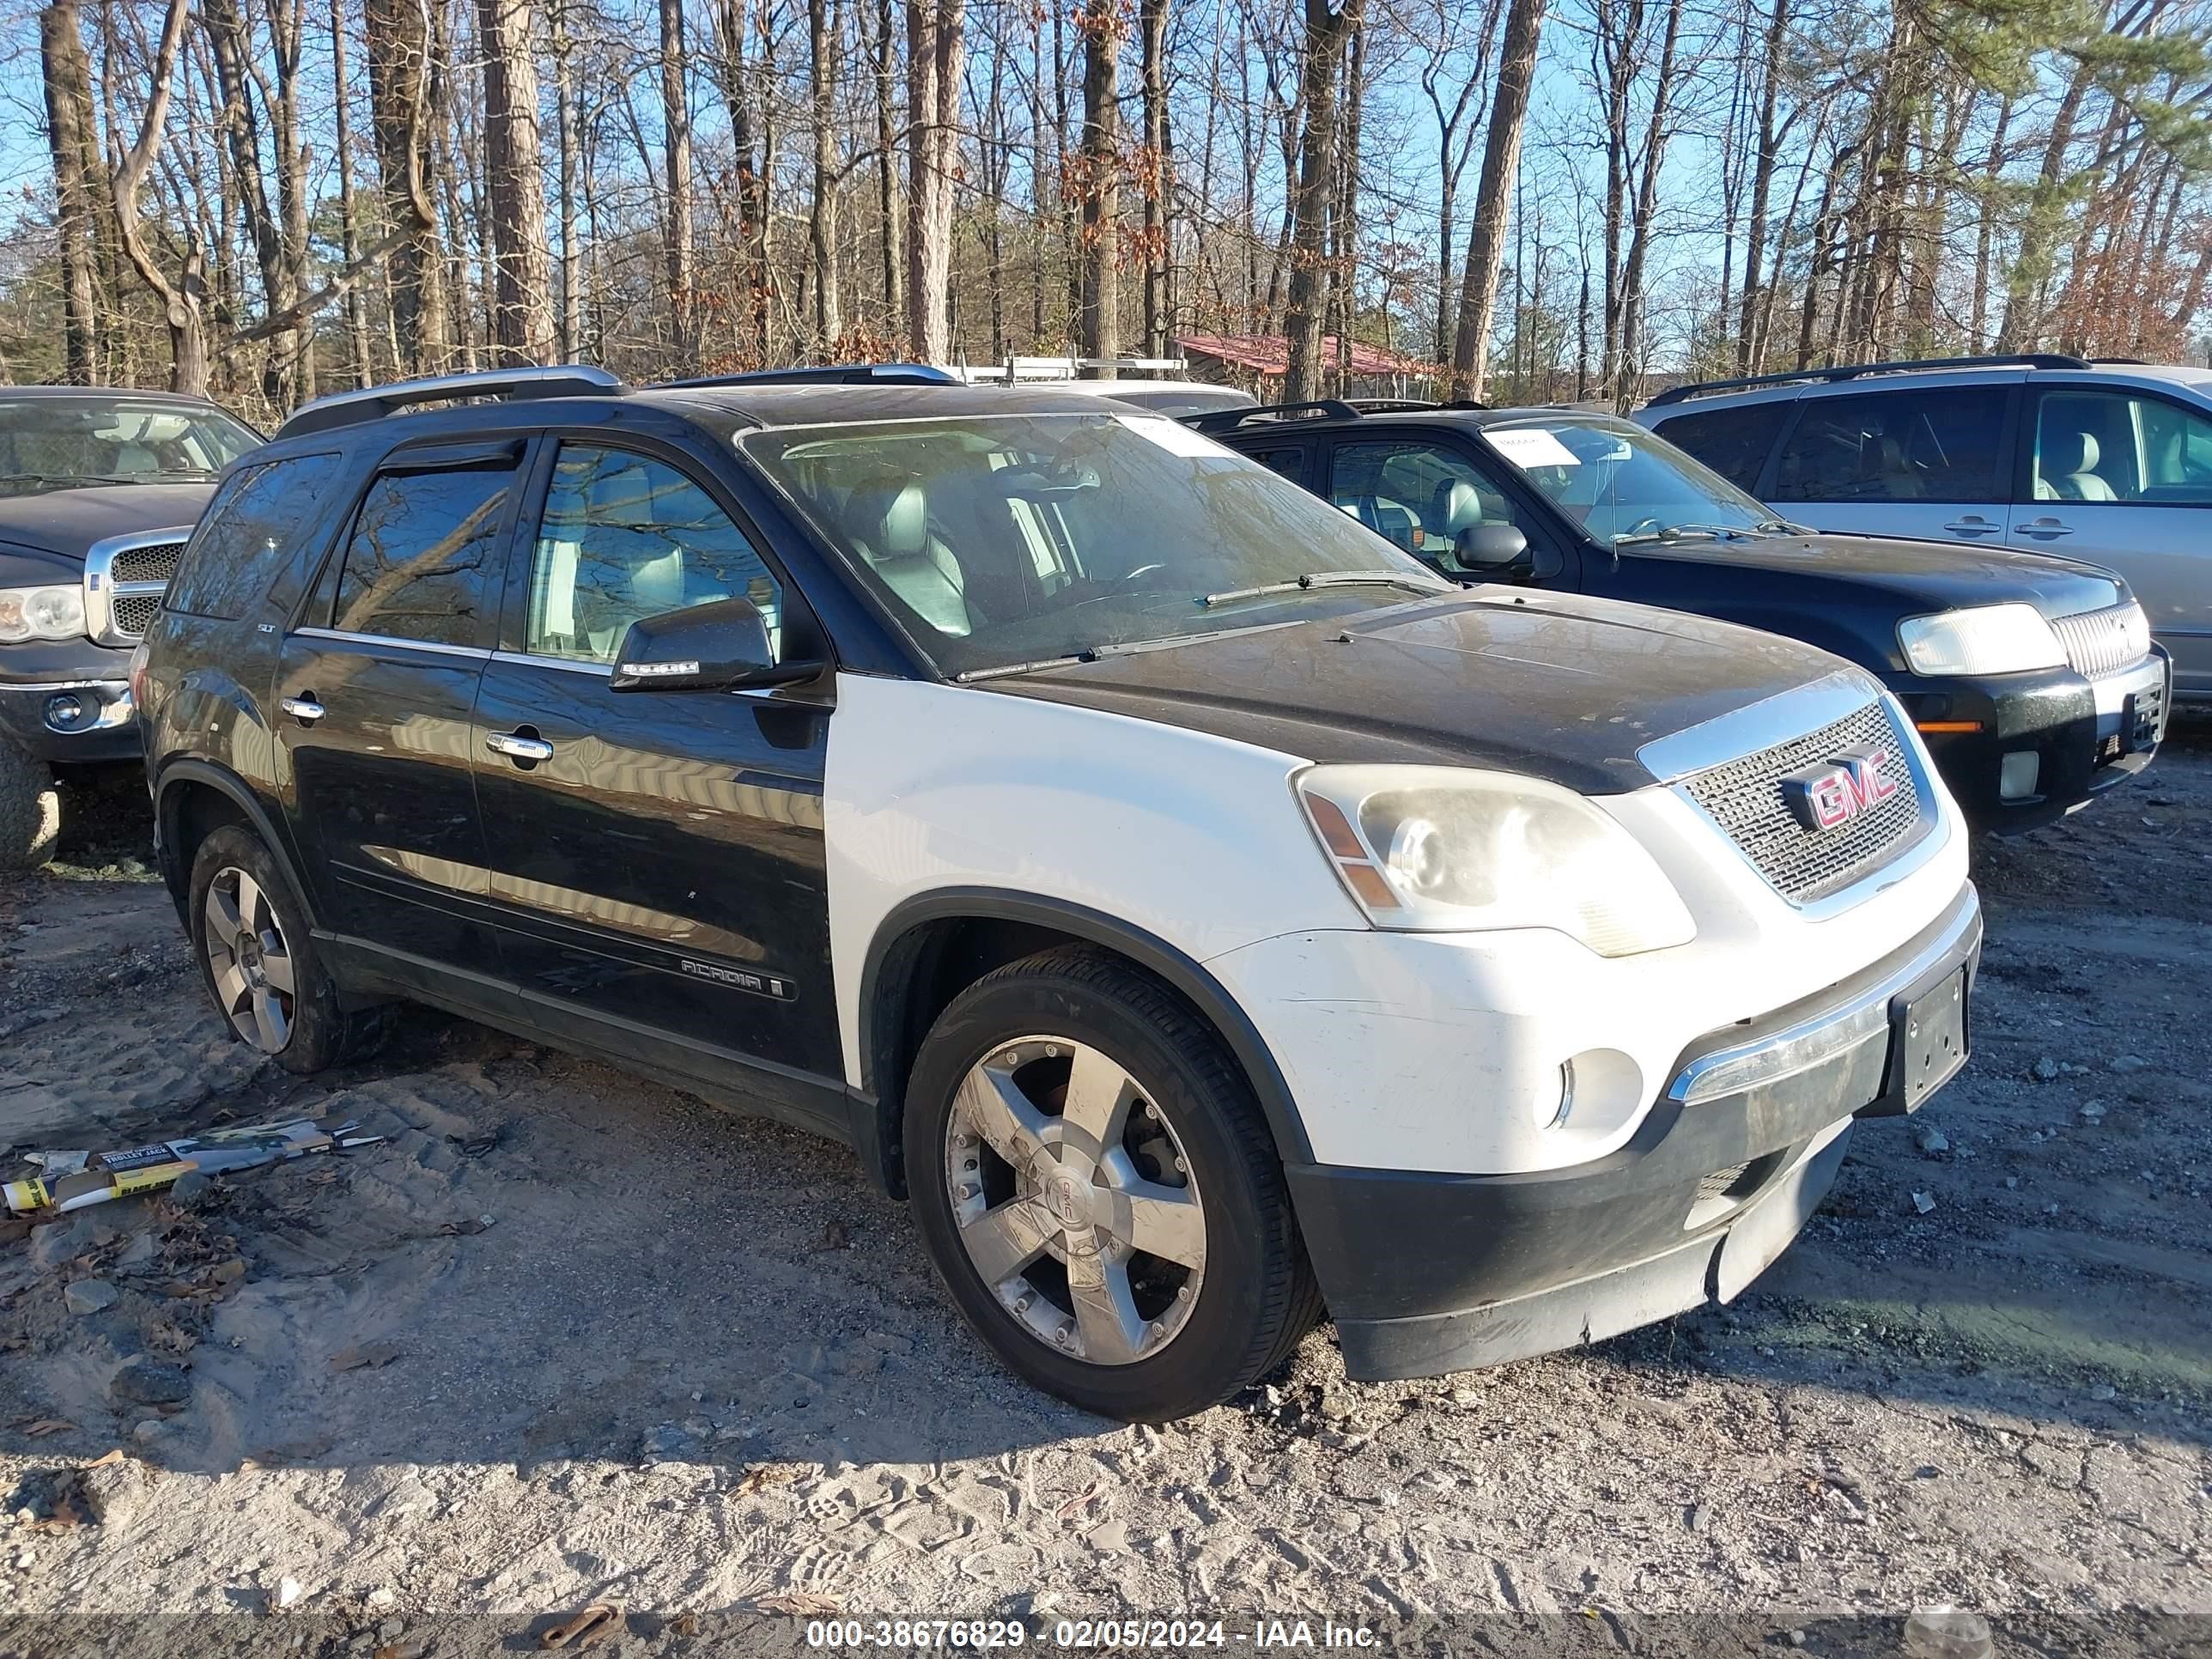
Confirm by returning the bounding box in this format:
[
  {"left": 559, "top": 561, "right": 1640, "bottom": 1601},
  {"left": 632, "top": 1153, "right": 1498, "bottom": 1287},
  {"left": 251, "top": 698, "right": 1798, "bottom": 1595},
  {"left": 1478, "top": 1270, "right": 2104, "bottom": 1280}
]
[
  {"left": 945, "top": 1036, "right": 1207, "bottom": 1364},
  {"left": 203, "top": 866, "right": 296, "bottom": 1053}
]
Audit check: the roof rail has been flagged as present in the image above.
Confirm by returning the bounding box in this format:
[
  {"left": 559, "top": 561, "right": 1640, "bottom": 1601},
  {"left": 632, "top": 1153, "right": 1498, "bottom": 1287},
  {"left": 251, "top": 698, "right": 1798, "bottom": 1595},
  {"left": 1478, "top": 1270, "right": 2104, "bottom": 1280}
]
[
  {"left": 1643, "top": 353, "right": 2094, "bottom": 409},
  {"left": 276, "top": 365, "right": 624, "bottom": 439},
  {"left": 1343, "top": 398, "right": 1438, "bottom": 413},
  {"left": 1183, "top": 398, "right": 1364, "bottom": 435},
  {"left": 663, "top": 363, "right": 960, "bottom": 389}
]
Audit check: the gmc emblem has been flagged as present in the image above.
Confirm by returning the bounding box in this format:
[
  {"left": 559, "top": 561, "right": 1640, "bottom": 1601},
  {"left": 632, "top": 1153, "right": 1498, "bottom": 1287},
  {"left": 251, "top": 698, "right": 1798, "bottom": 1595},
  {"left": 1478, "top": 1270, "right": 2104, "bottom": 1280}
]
[{"left": 1781, "top": 744, "right": 1899, "bottom": 832}]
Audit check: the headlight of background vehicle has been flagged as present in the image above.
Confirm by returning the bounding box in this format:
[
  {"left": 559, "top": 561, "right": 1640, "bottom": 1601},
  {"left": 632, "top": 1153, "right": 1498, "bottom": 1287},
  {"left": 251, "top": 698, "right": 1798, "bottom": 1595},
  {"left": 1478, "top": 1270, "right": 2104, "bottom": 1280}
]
[
  {"left": 1898, "top": 603, "right": 2066, "bottom": 676},
  {"left": 1296, "top": 764, "right": 1696, "bottom": 957},
  {"left": 0, "top": 585, "right": 88, "bottom": 644}
]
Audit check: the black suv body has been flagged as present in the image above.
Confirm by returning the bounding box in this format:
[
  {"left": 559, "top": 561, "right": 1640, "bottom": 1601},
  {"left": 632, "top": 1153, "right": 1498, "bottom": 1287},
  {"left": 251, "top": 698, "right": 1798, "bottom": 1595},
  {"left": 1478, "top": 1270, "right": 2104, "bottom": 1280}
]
[
  {"left": 0, "top": 387, "right": 259, "bottom": 865},
  {"left": 1198, "top": 401, "right": 2168, "bottom": 832}
]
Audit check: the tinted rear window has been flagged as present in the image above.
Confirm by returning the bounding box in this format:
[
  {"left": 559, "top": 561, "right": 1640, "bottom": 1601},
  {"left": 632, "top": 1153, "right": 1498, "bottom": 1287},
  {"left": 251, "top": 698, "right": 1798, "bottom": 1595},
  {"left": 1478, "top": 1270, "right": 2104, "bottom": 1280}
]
[
  {"left": 326, "top": 462, "right": 518, "bottom": 647},
  {"left": 1649, "top": 404, "right": 1779, "bottom": 492},
  {"left": 1771, "top": 386, "right": 2009, "bottom": 503},
  {"left": 164, "top": 453, "right": 340, "bottom": 620}
]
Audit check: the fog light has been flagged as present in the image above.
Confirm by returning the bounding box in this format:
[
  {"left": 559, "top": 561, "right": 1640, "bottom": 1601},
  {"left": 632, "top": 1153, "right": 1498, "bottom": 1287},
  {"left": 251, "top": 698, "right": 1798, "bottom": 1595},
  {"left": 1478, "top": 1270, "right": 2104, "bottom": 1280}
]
[
  {"left": 1999, "top": 750, "right": 2040, "bottom": 800},
  {"left": 43, "top": 692, "right": 87, "bottom": 732}
]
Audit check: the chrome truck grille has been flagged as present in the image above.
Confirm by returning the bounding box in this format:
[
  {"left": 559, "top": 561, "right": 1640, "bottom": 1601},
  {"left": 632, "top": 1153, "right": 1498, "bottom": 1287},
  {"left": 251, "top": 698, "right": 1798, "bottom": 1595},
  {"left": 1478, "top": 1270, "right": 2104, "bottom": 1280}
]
[
  {"left": 2051, "top": 602, "right": 2151, "bottom": 680},
  {"left": 1681, "top": 699, "right": 1933, "bottom": 906},
  {"left": 82, "top": 530, "right": 191, "bottom": 646}
]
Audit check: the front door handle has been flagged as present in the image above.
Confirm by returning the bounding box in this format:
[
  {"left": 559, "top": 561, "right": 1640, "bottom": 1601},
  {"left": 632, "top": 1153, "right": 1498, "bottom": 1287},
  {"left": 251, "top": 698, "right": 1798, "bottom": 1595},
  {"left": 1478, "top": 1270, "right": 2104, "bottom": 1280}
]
[
  {"left": 279, "top": 696, "right": 325, "bottom": 725},
  {"left": 486, "top": 728, "right": 555, "bottom": 764},
  {"left": 1943, "top": 515, "right": 2002, "bottom": 537},
  {"left": 2015, "top": 517, "right": 2075, "bottom": 539}
]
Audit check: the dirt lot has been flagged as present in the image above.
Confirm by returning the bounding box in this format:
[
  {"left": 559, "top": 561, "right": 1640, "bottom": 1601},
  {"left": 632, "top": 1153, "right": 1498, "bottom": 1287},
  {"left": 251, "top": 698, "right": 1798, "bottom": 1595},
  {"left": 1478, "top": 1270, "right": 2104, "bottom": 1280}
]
[{"left": 0, "top": 737, "right": 2207, "bottom": 1657}]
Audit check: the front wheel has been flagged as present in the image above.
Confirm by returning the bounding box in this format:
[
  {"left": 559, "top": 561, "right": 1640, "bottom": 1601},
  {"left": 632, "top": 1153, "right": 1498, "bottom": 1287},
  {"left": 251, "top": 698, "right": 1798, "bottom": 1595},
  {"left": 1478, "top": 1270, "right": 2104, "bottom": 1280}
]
[
  {"left": 905, "top": 946, "right": 1320, "bottom": 1420},
  {"left": 0, "top": 743, "right": 60, "bottom": 872}
]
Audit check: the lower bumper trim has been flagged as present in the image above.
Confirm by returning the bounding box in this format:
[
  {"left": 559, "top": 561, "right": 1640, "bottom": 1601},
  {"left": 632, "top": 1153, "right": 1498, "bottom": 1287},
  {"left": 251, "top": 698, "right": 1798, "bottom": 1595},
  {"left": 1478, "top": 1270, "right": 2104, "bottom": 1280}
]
[{"left": 1334, "top": 1122, "right": 1853, "bottom": 1381}]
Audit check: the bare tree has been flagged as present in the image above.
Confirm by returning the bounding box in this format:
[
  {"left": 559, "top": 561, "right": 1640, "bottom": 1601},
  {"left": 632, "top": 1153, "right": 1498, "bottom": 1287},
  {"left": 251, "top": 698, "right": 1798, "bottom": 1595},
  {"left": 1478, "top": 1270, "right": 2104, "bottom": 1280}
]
[
  {"left": 106, "top": 0, "right": 207, "bottom": 392},
  {"left": 478, "top": 0, "right": 556, "bottom": 363},
  {"left": 1075, "top": 0, "right": 1126, "bottom": 370},
  {"left": 1449, "top": 0, "right": 1548, "bottom": 399},
  {"left": 662, "top": 0, "right": 698, "bottom": 366},
  {"left": 40, "top": 1, "right": 104, "bottom": 384},
  {"left": 906, "top": 0, "right": 965, "bottom": 362},
  {"left": 1284, "top": 0, "right": 1364, "bottom": 400}
]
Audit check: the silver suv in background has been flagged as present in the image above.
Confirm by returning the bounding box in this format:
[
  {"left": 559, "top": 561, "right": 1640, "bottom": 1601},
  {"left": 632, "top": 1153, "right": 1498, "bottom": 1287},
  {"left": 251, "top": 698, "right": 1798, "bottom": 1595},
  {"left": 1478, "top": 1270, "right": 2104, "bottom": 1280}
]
[{"left": 1635, "top": 356, "right": 2212, "bottom": 702}]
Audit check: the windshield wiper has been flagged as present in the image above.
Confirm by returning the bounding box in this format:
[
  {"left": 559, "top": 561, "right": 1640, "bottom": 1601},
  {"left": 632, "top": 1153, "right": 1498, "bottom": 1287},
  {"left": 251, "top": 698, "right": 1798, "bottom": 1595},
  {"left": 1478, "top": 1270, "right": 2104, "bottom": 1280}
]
[
  {"left": 1613, "top": 523, "right": 1764, "bottom": 546},
  {"left": 1201, "top": 570, "right": 1451, "bottom": 607},
  {"left": 952, "top": 619, "right": 1316, "bottom": 684}
]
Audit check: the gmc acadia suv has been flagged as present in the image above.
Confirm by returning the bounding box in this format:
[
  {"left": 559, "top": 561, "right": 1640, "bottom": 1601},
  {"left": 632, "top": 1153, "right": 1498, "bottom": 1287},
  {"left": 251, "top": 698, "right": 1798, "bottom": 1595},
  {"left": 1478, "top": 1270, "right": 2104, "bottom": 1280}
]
[
  {"left": 0, "top": 386, "right": 259, "bottom": 866},
  {"left": 141, "top": 366, "right": 1981, "bottom": 1420}
]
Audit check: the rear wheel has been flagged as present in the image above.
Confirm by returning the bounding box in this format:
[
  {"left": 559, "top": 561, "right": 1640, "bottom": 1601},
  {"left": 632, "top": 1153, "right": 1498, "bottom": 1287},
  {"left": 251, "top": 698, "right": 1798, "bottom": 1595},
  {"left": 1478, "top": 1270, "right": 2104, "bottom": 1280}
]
[
  {"left": 905, "top": 946, "right": 1319, "bottom": 1420},
  {"left": 0, "top": 743, "right": 60, "bottom": 872},
  {"left": 188, "top": 825, "right": 389, "bottom": 1074}
]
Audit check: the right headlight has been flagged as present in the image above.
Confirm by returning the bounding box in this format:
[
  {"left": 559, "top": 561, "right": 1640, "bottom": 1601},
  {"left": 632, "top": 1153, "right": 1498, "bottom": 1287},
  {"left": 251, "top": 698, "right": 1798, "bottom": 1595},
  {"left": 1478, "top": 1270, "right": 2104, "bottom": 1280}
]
[
  {"left": 1898, "top": 604, "right": 2066, "bottom": 676},
  {"left": 1296, "top": 764, "right": 1696, "bottom": 957},
  {"left": 0, "top": 584, "right": 88, "bottom": 644}
]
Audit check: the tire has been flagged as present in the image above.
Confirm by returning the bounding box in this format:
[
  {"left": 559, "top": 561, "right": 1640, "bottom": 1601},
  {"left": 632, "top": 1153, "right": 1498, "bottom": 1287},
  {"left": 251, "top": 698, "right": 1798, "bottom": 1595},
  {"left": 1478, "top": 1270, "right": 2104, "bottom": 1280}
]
[
  {"left": 0, "top": 743, "right": 60, "bottom": 872},
  {"left": 905, "top": 945, "right": 1322, "bottom": 1420},
  {"left": 187, "top": 824, "right": 392, "bottom": 1074}
]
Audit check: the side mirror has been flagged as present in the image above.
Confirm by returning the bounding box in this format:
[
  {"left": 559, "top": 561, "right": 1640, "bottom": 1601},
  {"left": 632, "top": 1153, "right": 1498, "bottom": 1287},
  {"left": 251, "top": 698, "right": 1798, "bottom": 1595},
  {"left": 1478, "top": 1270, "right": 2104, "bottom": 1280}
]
[
  {"left": 1455, "top": 523, "right": 1530, "bottom": 569},
  {"left": 610, "top": 598, "right": 817, "bottom": 692}
]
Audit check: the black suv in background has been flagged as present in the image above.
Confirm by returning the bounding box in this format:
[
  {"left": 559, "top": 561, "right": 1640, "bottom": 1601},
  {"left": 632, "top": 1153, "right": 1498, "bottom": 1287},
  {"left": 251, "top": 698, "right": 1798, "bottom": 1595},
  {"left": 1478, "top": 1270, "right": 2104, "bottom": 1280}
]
[
  {"left": 0, "top": 386, "right": 260, "bottom": 866},
  {"left": 1196, "top": 400, "right": 2169, "bottom": 831}
]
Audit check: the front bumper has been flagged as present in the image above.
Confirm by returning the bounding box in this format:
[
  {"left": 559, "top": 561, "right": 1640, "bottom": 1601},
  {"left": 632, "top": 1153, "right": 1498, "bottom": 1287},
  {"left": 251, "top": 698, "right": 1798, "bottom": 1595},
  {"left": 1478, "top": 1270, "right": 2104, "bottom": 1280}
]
[
  {"left": 0, "top": 678, "right": 137, "bottom": 764},
  {"left": 1286, "top": 883, "right": 1982, "bottom": 1381},
  {"left": 1898, "top": 647, "right": 2169, "bottom": 832}
]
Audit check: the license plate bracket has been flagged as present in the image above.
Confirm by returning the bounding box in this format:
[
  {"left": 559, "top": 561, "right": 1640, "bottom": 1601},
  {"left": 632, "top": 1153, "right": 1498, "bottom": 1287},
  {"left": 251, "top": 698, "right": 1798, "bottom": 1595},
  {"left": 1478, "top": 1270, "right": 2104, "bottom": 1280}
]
[{"left": 1895, "top": 969, "right": 1969, "bottom": 1113}]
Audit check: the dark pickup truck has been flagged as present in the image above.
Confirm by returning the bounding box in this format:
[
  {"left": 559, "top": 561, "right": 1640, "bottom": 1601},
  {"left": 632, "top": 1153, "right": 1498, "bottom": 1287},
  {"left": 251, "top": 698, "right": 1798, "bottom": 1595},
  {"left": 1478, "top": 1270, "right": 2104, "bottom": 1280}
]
[
  {"left": 0, "top": 386, "right": 258, "bottom": 866},
  {"left": 1194, "top": 400, "right": 2168, "bottom": 831}
]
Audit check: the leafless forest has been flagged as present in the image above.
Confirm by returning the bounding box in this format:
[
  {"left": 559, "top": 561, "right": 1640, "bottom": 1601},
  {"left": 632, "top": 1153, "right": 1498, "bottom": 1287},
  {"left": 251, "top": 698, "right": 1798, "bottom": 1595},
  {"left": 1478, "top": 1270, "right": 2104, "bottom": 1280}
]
[{"left": 5, "top": 0, "right": 2211, "bottom": 422}]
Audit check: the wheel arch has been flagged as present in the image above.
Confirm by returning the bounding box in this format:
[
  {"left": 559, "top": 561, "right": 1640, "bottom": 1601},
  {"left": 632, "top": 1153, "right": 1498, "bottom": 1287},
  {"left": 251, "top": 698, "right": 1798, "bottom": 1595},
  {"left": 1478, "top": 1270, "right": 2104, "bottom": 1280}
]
[
  {"left": 855, "top": 888, "right": 1315, "bottom": 1197},
  {"left": 154, "top": 760, "right": 313, "bottom": 931}
]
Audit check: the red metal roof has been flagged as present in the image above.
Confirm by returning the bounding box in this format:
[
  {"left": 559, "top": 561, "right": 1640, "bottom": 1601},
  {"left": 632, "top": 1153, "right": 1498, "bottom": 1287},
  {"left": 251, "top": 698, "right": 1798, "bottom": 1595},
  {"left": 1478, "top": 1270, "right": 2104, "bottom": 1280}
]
[{"left": 1175, "top": 330, "right": 1440, "bottom": 380}]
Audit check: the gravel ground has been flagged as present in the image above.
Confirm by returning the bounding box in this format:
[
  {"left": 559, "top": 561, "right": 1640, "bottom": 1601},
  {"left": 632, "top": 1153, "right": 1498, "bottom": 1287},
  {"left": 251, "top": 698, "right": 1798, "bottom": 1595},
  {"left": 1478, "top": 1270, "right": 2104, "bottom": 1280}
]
[{"left": 0, "top": 730, "right": 2207, "bottom": 1658}]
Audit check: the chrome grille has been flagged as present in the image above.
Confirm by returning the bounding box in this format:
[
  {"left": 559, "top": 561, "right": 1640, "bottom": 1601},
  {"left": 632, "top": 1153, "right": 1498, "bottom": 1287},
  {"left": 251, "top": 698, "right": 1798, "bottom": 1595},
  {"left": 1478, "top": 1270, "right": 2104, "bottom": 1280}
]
[
  {"left": 1681, "top": 700, "right": 1931, "bottom": 905},
  {"left": 2052, "top": 602, "right": 2150, "bottom": 679},
  {"left": 109, "top": 540, "right": 185, "bottom": 585},
  {"left": 112, "top": 592, "right": 164, "bottom": 635}
]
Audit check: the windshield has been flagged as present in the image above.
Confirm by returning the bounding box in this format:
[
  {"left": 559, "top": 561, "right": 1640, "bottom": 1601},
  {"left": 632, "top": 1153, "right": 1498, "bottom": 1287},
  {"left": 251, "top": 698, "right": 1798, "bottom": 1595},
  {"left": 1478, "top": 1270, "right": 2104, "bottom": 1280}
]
[
  {"left": 1480, "top": 415, "right": 1788, "bottom": 548},
  {"left": 0, "top": 397, "right": 260, "bottom": 496},
  {"left": 741, "top": 412, "right": 1449, "bottom": 677}
]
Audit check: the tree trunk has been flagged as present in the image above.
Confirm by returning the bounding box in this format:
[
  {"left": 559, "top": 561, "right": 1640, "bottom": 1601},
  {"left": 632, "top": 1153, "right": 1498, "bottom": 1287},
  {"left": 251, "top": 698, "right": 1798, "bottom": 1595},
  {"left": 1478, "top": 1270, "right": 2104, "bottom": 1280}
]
[
  {"left": 1283, "top": 0, "right": 1361, "bottom": 401},
  {"left": 1075, "top": 0, "right": 1124, "bottom": 372},
  {"left": 661, "top": 0, "right": 697, "bottom": 367},
  {"left": 710, "top": 0, "right": 767, "bottom": 363},
  {"left": 1613, "top": 0, "right": 1684, "bottom": 407},
  {"left": 905, "top": 0, "right": 965, "bottom": 362},
  {"left": 1449, "top": 0, "right": 1548, "bottom": 400},
  {"left": 808, "top": 0, "right": 842, "bottom": 350},
  {"left": 478, "top": 0, "right": 556, "bottom": 364},
  {"left": 331, "top": 0, "right": 377, "bottom": 385},
  {"left": 1734, "top": 0, "right": 1789, "bottom": 373},
  {"left": 39, "top": 2, "right": 102, "bottom": 385},
  {"left": 1139, "top": 0, "right": 1170, "bottom": 362},
  {"left": 874, "top": 0, "right": 902, "bottom": 331},
  {"left": 364, "top": 0, "right": 447, "bottom": 370},
  {"left": 106, "top": 0, "right": 208, "bottom": 392},
  {"left": 551, "top": 0, "right": 582, "bottom": 359}
]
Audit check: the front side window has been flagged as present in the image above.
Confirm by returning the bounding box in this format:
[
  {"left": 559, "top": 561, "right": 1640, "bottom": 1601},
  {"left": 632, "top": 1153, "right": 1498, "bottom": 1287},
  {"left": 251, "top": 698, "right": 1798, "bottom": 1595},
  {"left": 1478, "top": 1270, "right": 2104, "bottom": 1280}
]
[
  {"left": 0, "top": 397, "right": 259, "bottom": 495},
  {"left": 1328, "top": 440, "right": 1534, "bottom": 572},
  {"left": 1650, "top": 404, "right": 1782, "bottom": 492},
  {"left": 1772, "top": 386, "right": 2010, "bottom": 503},
  {"left": 740, "top": 413, "right": 1448, "bottom": 677},
  {"left": 328, "top": 462, "right": 516, "bottom": 647},
  {"left": 525, "top": 445, "right": 783, "bottom": 664},
  {"left": 2033, "top": 390, "right": 2212, "bottom": 506},
  {"left": 166, "top": 453, "right": 340, "bottom": 620},
  {"left": 1481, "top": 416, "right": 1785, "bottom": 549}
]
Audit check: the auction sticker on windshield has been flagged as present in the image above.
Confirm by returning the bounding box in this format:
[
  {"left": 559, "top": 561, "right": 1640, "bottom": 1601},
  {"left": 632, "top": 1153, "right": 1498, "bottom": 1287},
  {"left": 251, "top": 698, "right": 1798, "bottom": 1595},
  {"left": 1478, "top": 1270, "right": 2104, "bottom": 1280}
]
[
  {"left": 1116, "top": 413, "right": 1235, "bottom": 459},
  {"left": 1485, "top": 428, "right": 1581, "bottom": 468}
]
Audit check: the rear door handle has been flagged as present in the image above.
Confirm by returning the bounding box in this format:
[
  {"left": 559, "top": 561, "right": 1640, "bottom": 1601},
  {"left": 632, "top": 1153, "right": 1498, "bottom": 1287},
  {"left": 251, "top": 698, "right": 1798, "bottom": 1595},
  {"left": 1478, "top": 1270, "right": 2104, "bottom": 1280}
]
[
  {"left": 486, "top": 729, "right": 555, "bottom": 763},
  {"left": 2015, "top": 518, "right": 2075, "bottom": 539},
  {"left": 279, "top": 696, "right": 325, "bottom": 725},
  {"left": 1942, "top": 515, "right": 2002, "bottom": 537}
]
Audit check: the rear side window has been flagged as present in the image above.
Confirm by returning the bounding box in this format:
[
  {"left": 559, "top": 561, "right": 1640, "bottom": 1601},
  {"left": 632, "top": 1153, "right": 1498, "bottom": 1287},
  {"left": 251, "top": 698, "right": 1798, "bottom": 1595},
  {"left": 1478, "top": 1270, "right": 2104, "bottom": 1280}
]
[
  {"left": 326, "top": 461, "right": 518, "bottom": 647},
  {"left": 1772, "top": 387, "right": 2009, "bottom": 503},
  {"left": 1649, "top": 405, "right": 1778, "bottom": 492},
  {"left": 164, "top": 453, "right": 338, "bottom": 620}
]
